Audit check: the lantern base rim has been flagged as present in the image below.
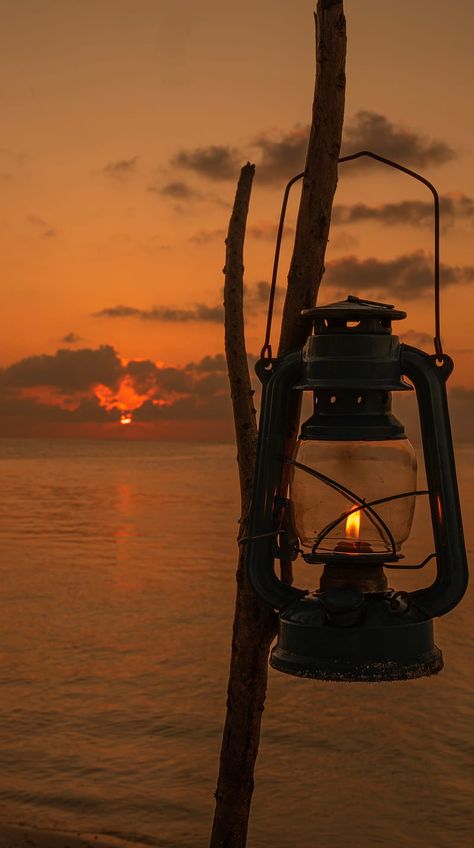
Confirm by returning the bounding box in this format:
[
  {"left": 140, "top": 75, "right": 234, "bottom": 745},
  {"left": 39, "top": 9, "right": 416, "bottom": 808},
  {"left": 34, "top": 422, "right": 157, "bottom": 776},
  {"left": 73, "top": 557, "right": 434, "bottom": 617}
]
[
  {"left": 272, "top": 596, "right": 444, "bottom": 682},
  {"left": 270, "top": 643, "right": 443, "bottom": 682}
]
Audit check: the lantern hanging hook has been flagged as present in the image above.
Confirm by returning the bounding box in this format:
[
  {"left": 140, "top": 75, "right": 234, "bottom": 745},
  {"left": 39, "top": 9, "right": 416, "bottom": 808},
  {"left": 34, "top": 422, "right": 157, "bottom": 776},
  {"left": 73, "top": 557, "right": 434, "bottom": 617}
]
[{"left": 260, "top": 149, "right": 444, "bottom": 364}]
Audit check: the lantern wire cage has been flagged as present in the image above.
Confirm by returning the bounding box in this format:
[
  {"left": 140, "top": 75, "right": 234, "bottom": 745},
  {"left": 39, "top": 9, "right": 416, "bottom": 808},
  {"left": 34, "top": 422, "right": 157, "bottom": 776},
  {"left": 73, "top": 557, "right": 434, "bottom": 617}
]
[{"left": 285, "top": 458, "right": 434, "bottom": 570}]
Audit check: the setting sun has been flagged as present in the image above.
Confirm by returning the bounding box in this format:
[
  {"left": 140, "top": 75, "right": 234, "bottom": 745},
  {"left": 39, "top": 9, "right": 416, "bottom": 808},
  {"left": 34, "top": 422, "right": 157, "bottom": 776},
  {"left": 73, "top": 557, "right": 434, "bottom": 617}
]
[{"left": 120, "top": 413, "right": 133, "bottom": 425}]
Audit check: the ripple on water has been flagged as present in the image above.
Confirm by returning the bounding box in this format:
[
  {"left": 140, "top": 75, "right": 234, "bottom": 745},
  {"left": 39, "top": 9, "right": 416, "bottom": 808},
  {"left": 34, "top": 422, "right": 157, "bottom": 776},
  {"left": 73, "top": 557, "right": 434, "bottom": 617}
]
[{"left": 0, "top": 439, "right": 473, "bottom": 848}]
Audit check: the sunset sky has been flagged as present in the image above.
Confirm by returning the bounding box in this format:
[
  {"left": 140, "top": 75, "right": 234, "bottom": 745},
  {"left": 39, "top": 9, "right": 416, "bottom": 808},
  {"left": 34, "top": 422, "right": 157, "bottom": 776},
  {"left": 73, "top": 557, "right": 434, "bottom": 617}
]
[{"left": 1, "top": 0, "right": 473, "bottom": 439}]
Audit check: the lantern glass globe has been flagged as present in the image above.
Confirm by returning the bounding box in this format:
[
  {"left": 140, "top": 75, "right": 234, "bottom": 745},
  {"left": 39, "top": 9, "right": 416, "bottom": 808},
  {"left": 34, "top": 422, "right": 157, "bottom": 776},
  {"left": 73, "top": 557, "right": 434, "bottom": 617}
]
[{"left": 290, "top": 437, "right": 418, "bottom": 554}]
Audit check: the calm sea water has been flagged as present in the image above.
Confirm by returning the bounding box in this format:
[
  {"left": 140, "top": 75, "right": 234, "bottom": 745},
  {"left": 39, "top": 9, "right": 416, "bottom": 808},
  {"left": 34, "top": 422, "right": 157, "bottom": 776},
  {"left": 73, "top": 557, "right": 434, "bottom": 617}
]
[{"left": 0, "top": 438, "right": 473, "bottom": 848}]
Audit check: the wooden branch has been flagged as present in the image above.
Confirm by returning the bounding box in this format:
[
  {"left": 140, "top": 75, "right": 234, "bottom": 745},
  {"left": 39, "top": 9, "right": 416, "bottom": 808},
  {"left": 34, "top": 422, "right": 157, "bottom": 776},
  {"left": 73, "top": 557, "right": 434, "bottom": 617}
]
[
  {"left": 211, "top": 3, "right": 347, "bottom": 845},
  {"left": 278, "top": 0, "right": 346, "bottom": 357},
  {"left": 277, "top": 0, "right": 346, "bottom": 584},
  {"left": 223, "top": 163, "right": 258, "bottom": 518},
  {"left": 211, "top": 164, "right": 277, "bottom": 848}
]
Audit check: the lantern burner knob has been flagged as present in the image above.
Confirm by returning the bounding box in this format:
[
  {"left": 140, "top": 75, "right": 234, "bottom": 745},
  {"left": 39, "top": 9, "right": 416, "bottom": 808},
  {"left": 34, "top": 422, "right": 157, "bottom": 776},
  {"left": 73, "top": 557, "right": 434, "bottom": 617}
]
[{"left": 320, "top": 588, "right": 364, "bottom": 627}]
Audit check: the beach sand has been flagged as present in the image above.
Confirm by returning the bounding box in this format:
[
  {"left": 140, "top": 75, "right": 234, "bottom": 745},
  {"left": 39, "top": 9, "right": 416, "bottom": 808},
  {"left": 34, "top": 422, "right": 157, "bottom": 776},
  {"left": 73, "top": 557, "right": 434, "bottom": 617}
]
[{"left": 0, "top": 824, "right": 157, "bottom": 848}]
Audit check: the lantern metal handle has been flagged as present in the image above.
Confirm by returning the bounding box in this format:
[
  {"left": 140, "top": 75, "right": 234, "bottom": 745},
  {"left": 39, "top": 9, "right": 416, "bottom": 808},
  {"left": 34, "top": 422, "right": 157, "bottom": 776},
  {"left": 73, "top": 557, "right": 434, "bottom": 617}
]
[
  {"left": 247, "top": 352, "right": 308, "bottom": 609},
  {"left": 401, "top": 345, "right": 468, "bottom": 616},
  {"left": 260, "top": 150, "right": 443, "bottom": 363}
]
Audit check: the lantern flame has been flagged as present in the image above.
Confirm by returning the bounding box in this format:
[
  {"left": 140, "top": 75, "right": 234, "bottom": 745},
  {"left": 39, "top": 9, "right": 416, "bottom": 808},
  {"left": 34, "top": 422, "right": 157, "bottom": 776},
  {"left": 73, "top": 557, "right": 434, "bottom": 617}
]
[{"left": 345, "top": 508, "right": 361, "bottom": 540}]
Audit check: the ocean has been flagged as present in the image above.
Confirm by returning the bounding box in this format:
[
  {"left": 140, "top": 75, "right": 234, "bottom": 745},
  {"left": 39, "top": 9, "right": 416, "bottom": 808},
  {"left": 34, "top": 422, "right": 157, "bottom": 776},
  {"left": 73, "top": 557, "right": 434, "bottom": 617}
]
[{"left": 0, "top": 438, "right": 473, "bottom": 848}]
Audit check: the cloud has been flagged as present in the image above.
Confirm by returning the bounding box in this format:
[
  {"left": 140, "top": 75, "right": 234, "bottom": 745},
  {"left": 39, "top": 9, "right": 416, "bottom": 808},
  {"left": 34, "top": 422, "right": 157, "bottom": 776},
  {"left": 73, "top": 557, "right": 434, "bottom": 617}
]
[
  {"left": 0, "top": 146, "right": 26, "bottom": 182},
  {"left": 0, "top": 349, "right": 238, "bottom": 429},
  {"left": 172, "top": 145, "right": 241, "bottom": 181},
  {"left": 325, "top": 251, "right": 474, "bottom": 297},
  {"left": 125, "top": 360, "right": 193, "bottom": 394},
  {"left": 394, "top": 386, "right": 474, "bottom": 445},
  {"left": 0, "top": 391, "right": 115, "bottom": 424},
  {"left": 2, "top": 345, "right": 122, "bottom": 392},
  {"left": 133, "top": 390, "right": 231, "bottom": 422},
  {"left": 168, "top": 111, "right": 454, "bottom": 191},
  {"left": 341, "top": 111, "right": 455, "bottom": 168},
  {"left": 185, "top": 353, "right": 227, "bottom": 372},
  {"left": 103, "top": 156, "right": 139, "bottom": 179},
  {"left": 2, "top": 343, "right": 474, "bottom": 440},
  {"left": 61, "top": 332, "right": 83, "bottom": 344},
  {"left": 0, "top": 346, "right": 230, "bottom": 404},
  {"left": 247, "top": 221, "right": 295, "bottom": 241},
  {"left": 189, "top": 228, "right": 227, "bottom": 245},
  {"left": 252, "top": 126, "right": 309, "bottom": 184},
  {"left": 400, "top": 330, "right": 474, "bottom": 356},
  {"left": 93, "top": 303, "right": 224, "bottom": 323},
  {"left": 65, "top": 397, "right": 114, "bottom": 422},
  {"left": 185, "top": 352, "right": 258, "bottom": 374},
  {"left": 244, "top": 280, "right": 280, "bottom": 309},
  {"left": 94, "top": 281, "right": 278, "bottom": 326},
  {"left": 93, "top": 305, "right": 142, "bottom": 319},
  {"left": 122, "top": 359, "right": 160, "bottom": 394},
  {"left": 27, "top": 215, "right": 56, "bottom": 238},
  {"left": 332, "top": 194, "right": 474, "bottom": 229},
  {"left": 189, "top": 221, "right": 294, "bottom": 245},
  {"left": 400, "top": 330, "right": 433, "bottom": 349},
  {"left": 327, "top": 230, "right": 359, "bottom": 252},
  {"left": 0, "top": 146, "right": 26, "bottom": 165},
  {"left": 149, "top": 180, "right": 204, "bottom": 201}
]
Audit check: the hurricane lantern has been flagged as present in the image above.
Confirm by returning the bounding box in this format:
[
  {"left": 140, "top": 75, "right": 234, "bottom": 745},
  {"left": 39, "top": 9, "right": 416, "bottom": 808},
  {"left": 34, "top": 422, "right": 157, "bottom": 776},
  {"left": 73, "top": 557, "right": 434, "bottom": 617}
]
[{"left": 247, "top": 153, "right": 468, "bottom": 682}]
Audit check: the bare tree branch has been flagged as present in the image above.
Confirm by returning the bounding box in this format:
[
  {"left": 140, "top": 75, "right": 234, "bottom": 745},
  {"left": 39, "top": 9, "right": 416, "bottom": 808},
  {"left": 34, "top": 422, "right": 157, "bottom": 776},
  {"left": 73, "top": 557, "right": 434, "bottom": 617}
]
[
  {"left": 223, "top": 163, "right": 258, "bottom": 516},
  {"left": 277, "top": 1, "right": 346, "bottom": 585},
  {"left": 211, "top": 3, "right": 347, "bottom": 845},
  {"left": 211, "top": 164, "right": 277, "bottom": 848},
  {"left": 279, "top": 1, "right": 347, "bottom": 357}
]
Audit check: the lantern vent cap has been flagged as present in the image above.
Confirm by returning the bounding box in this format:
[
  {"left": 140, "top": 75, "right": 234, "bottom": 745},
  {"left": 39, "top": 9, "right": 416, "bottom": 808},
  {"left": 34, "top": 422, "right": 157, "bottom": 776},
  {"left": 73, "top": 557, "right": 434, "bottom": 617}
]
[{"left": 302, "top": 295, "right": 406, "bottom": 322}]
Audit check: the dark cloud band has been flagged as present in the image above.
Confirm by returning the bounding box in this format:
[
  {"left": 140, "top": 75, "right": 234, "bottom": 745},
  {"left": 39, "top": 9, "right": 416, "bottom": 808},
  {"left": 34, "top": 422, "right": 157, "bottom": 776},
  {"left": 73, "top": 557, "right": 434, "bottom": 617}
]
[
  {"left": 1, "top": 343, "right": 473, "bottom": 440},
  {"left": 172, "top": 145, "right": 241, "bottom": 181},
  {"left": 170, "top": 111, "right": 455, "bottom": 188},
  {"left": 0, "top": 348, "right": 233, "bottom": 427},
  {"left": 2, "top": 345, "right": 122, "bottom": 392},
  {"left": 342, "top": 111, "right": 455, "bottom": 168},
  {"left": 150, "top": 180, "right": 204, "bottom": 201},
  {"left": 103, "top": 156, "right": 138, "bottom": 178},
  {"left": 332, "top": 194, "right": 474, "bottom": 228},
  {"left": 325, "top": 251, "right": 474, "bottom": 297},
  {"left": 93, "top": 304, "right": 224, "bottom": 323}
]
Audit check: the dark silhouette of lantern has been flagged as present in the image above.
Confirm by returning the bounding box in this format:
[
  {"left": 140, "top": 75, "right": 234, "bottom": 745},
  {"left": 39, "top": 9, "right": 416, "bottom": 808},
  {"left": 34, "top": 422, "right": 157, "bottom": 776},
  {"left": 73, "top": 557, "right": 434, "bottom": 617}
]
[{"left": 246, "top": 153, "right": 468, "bottom": 682}]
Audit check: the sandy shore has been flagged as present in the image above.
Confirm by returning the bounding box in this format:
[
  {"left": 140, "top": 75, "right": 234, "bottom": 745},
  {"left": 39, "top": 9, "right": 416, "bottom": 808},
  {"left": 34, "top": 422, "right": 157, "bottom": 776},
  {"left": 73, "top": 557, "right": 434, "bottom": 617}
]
[{"left": 0, "top": 824, "right": 157, "bottom": 848}]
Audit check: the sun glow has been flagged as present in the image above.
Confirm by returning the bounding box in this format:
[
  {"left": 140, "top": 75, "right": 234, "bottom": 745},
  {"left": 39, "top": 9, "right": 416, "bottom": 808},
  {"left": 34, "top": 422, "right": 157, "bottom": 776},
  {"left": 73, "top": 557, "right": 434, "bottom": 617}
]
[
  {"left": 94, "top": 377, "right": 145, "bottom": 413},
  {"left": 345, "top": 508, "right": 361, "bottom": 540},
  {"left": 92, "top": 368, "right": 179, "bottom": 429}
]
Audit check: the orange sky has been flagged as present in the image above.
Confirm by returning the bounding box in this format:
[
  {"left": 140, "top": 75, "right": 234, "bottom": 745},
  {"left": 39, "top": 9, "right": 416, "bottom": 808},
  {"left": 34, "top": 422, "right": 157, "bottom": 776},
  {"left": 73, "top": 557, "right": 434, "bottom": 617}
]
[{"left": 1, "top": 0, "right": 473, "bottom": 438}]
